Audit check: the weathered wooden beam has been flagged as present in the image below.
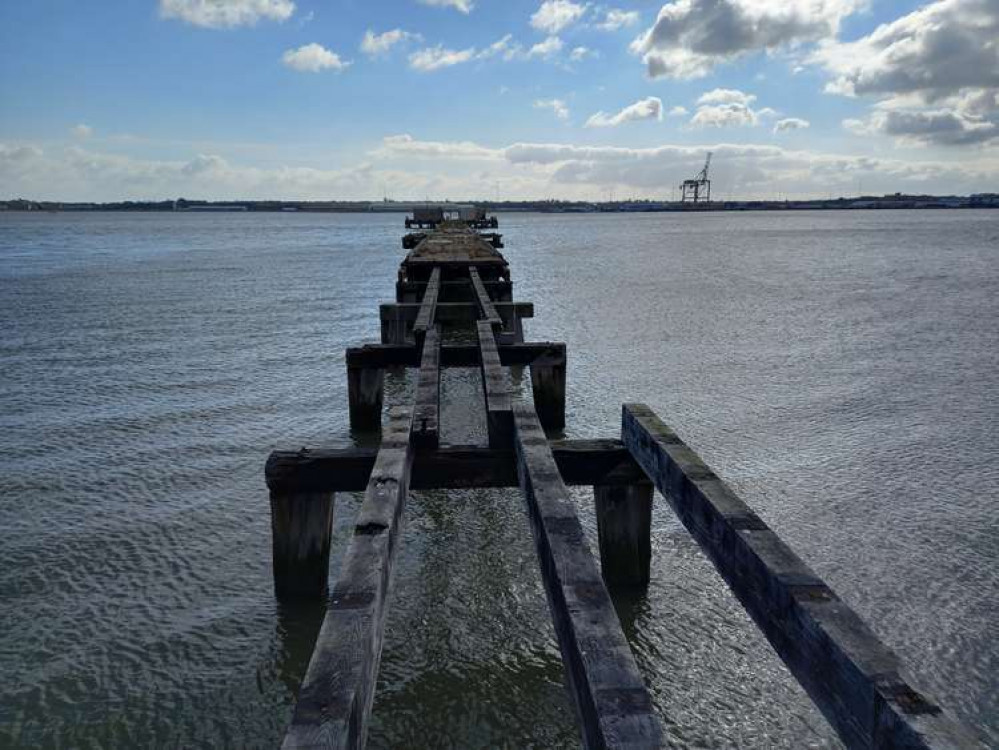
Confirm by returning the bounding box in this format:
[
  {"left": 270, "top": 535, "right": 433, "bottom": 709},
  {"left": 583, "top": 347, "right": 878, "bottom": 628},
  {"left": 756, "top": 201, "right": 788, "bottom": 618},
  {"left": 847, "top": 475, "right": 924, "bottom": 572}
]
[
  {"left": 412, "top": 267, "right": 440, "bottom": 345},
  {"left": 620, "top": 403, "right": 980, "bottom": 750},
  {"left": 530, "top": 358, "right": 566, "bottom": 432},
  {"left": 469, "top": 266, "right": 502, "bottom": 326},
  {"left": 270, "top": 488, "right": 336, "bottom": 601},
  {"left": 347, "top": 366, "right": 383, "bottom": 432},
  {"left": 379, "top": 302, "right": 533, "bottom": 339},
  {"left": 346, "top": 341, "right": 564, "bottom": 369},
  {"left": 513, "top": 401, "right": 664, "bottom": 749},
  {"left": 266, "top": 439, "right": 648, "bottom": 493},
  {"left": 412, "top": 325, "right": 440, "bottom": 450},
  {"left": 477, "top": 320, "right": 512, "bottom": 448},
  {"left": 594, "top": 483, "right": 653, "bottom": 590},
  {"left": 282, "top": 408, "right": 415, "bottom": 750},
  {"left": 396, "top": 278, "right": 512, "bottom": 304}
]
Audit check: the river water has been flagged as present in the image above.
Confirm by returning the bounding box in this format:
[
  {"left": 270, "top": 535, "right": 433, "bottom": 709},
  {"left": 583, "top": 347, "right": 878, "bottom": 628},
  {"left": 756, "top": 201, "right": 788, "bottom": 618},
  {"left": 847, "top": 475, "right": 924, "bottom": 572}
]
[{"left": 1, "top": 210, "right": 996, "bottom": 748}]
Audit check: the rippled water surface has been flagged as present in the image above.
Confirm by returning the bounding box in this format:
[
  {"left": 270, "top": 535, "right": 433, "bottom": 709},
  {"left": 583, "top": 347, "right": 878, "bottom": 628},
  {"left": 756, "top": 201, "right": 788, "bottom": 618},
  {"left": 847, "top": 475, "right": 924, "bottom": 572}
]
[{"left": 1, "top": 210, "right": 996, "bottom": 748}]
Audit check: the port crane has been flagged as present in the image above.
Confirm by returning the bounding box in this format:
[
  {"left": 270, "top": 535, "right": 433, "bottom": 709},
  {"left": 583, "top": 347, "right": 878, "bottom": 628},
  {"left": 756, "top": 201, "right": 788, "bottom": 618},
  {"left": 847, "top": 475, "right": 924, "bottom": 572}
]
[{"left": 680, "top": 152, "right": 712, "bottom": 204}]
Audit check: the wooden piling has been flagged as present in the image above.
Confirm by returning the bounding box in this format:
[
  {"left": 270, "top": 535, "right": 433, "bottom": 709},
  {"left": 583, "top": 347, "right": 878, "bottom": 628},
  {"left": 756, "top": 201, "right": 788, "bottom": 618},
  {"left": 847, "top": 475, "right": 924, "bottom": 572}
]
[
  {"left": 530, "top": 359, "right": 566, "bottom": 431},
  {"left": 594, "top": 482, "right": 653, "bottom": 590},
  {"left": 269, "top": 487, "right": 336, "bottom": 600},
  {"left": 347, "top": 365, "right": 383, "bottom": 432}
]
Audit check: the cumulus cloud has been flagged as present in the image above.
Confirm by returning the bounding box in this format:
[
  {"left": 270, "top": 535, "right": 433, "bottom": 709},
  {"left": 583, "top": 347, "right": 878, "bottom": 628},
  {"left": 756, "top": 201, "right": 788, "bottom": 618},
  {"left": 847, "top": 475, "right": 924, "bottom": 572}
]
[
  {"left": 585, "top": 96, "right": 663, "bottom": 127},
  {"left": 282, "top": 43, "right": 350, "bottom": 72},
  {"left": 374, "top": 134, "right": 502, "bottom": 160},
  {"left": 531, "top": 0, "right": 588, "bottom": 34},
  {"left": 72, "top": 124, "right": 93, "bottom": 139},
  {"left": 535, "top": 99, "right": 571, "bottom": 119},
  {"left": 687, "top": 89, "right": 780, "bottom": 128},
  {"left": 596, "top": 8, "right": 639, "bottom": 30},
  {"left": 159, "top": 0, "right": 295, "bottom": 28},
  {"left": 570, "top": 46, "right": 598, "bottom": 61},
  {"left": 4, "top": 137, "right": 998, "bottom": 202},
  {"left": 361, "top": 29, "right": 420, "bottom": 56},
  {"left": 418, "top": 0, "right": 473, "bottom": 12},
  {"left": 409, "top": 44, "right": 476, "bottom": 71},
  {"left": 631, "top": 0, "right": 863, "bottom": 79},
  {"left": 774, "top": 117, "right": 810, "bottom": 133},
  {"left": 527, "top": 36, "right": 564, "bottom": 59},
  {"left": 814, "top": 0, "right": 999, "bottom": 146}
]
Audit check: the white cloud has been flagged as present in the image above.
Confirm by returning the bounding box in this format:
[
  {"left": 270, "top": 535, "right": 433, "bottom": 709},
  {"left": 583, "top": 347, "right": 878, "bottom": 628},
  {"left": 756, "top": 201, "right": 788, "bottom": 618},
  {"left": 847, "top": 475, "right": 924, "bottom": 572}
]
[
  {"left": 813, "top": 0, "right": 999, "bottom": 146},
  {"left": 596, "top": 8, "right": 639, "bottom": 31},
  {"left": 570, "top": 46, "right": 598, "bottom": 61},
  {"left": 688, "top": 89, "right": 784, "bottom": 129},
  {"left": 527, "top": 36, "right": 564, "bottom": 59},
  {"left": 4, "top": 137, "right": 998, "bottom": 202},
  {"left": 418, "top": 0, "right": 473, "bottom": 12},
  {"left": 159, "top": 0, "right": 295, "bottom": 28},
  {"left": 361, "top": 29, "right": 420, "bottom": 56},
  {"left": 668, "top": 105, "right": 688, "bottom": 117},
  {"left": 586, "top": 96, "right": 663, "bottom": 127},
  {"left": 375, "top": 134, "right": 502, "bottom": 160},
  {"left": 535, "top": 98, "right": 571, "bottom": 119},
  {"left": 631, "top": 0, "right": 863, "bottom": 79},
  {"left": 72, "top": 124, "right": 93, "bottom": 139},
  {"left": 282, "top": 43, "right": 350, "bottom": 72},
  {"left": 409, "top": 44, "right": 476, "bottom": 71},
  {"left": 774, "top": 117, "right": 810, "bottom": 133},
  {"left": 697, "top": 88, "right": 756, "bottom": 106},
  {"left": 531, "top": 0, "right": 588, "bottom": 34}
]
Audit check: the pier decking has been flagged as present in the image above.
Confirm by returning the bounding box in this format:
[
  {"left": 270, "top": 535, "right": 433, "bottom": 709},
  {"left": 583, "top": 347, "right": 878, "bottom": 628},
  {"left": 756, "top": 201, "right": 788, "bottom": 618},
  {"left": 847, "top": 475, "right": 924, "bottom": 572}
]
[{"left": 266, "top": 218, "right": 980, "bottom": 749}]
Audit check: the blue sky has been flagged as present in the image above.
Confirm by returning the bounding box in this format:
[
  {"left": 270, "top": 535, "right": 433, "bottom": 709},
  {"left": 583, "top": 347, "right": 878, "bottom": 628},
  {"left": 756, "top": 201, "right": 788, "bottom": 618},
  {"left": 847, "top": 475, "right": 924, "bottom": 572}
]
[{"left": 1, "top": 0, "right": 997, "bottom": 200}]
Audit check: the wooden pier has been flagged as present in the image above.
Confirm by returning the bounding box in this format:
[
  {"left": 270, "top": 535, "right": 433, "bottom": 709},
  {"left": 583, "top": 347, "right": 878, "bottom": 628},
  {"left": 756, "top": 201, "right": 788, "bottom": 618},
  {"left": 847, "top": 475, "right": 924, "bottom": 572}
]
[{"left": 266, "top": 218, "right": 981, "bottom": 749}]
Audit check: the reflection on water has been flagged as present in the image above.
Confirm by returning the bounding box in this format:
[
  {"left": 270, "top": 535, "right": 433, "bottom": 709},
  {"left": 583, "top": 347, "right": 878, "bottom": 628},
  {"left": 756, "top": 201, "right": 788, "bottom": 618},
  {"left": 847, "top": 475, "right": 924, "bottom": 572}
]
[{"left": 1, "top": 210, "right": 996, "bottom": 748}]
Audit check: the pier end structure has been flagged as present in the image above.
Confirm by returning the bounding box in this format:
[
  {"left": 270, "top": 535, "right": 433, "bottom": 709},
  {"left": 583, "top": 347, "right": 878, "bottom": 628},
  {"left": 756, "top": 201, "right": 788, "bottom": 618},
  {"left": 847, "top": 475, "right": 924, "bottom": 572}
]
[{"left": 267, "top": 215, "right": 982, "bottom": 749}]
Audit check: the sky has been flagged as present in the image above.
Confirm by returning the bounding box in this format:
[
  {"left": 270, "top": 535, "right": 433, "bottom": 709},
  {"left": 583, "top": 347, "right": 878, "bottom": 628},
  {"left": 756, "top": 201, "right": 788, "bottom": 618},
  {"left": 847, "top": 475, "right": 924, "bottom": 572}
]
[{"left": 1, "top": 0, "right": 997, "bottom": 201}]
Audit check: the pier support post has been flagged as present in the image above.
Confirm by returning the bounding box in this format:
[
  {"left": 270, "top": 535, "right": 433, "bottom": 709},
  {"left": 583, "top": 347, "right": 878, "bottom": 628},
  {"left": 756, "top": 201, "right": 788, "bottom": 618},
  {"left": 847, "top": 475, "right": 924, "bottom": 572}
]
[
  {"left": 270, "top": 490, "right": 335, "bottom": 600},
  {"left": 594, "top": 482, "right": 653, "bottom": 590},
  {"left": 530, "top": 361, "right": 566, "bottom": 431},
  {"left": 348, "top": 366, "right": 383, "bottom": 431},
  {"left": 380, "top": 306, "right": 409, "bottom": 344}
]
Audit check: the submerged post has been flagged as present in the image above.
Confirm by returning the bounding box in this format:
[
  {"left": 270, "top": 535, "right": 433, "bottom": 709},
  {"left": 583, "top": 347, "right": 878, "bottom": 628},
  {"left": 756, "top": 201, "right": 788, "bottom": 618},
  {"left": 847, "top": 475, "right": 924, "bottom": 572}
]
[
  {"left": 594, "top": 482, "right": 653, "bottom": 590},
  {"left": 347, "top": 365, "right": 383, "bottom": 431},
  {"left": 530, "top": 359, "right": 566, "bottom": 431},
  {"left": 267, "top": 453, "right": 336, "bottom": 600}
]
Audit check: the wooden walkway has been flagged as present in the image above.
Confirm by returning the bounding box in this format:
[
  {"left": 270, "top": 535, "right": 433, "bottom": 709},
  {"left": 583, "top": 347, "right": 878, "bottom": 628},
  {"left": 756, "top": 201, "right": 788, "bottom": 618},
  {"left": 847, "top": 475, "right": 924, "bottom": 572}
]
[{"left": 266, "top": 218, "right": 980, "bottom": 749}]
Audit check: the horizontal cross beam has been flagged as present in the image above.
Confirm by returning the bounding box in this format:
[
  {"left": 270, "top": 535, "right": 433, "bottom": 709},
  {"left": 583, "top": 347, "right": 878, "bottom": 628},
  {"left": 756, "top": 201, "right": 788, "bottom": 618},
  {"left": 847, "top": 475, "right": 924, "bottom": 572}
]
[
  {"left": 266, "top": 439, "right": 648, "bottom": 494},
  {"left": 346, "top": 341, "right": 564, "bottom": 369}
]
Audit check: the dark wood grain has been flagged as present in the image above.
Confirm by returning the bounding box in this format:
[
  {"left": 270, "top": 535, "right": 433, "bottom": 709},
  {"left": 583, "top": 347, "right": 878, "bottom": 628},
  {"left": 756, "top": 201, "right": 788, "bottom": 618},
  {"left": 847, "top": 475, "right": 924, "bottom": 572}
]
[
  {"left": 513, "top": 400, "right": 664, "bottom": 749},
  {"left": 621, "top": 403, "right": 980, "bottom": 750},
  {"left": 412, "top": 325, "right": 440, "bottom": 450},
  {"left": 282, "top": 407, "right": 414, "bottom": 750}
]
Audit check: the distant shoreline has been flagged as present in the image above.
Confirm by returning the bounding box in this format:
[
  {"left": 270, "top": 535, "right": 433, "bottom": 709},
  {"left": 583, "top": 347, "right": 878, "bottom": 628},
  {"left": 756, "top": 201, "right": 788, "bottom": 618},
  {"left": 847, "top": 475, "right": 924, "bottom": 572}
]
[{"left": 3, "top": 194, "right": 998, "bottom": 213}]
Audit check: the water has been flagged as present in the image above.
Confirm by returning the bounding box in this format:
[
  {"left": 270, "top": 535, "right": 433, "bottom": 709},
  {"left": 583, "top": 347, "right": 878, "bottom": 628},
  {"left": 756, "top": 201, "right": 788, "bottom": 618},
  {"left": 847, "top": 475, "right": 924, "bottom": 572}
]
[{"left": 1, "top": 210, "right": 996, "bottom": 748}]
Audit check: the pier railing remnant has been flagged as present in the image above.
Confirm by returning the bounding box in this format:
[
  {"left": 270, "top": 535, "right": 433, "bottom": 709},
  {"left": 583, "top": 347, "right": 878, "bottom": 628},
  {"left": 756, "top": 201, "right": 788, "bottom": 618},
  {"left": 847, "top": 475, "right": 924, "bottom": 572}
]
[{"left": 266, "top": 216, "right": 981, "bottom": 749}]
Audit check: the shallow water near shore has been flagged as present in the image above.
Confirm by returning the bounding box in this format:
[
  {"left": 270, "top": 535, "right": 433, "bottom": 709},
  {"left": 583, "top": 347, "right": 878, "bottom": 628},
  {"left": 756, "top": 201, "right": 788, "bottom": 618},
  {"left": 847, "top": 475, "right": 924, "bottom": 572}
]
[{"left": 1, "top": 209, "right": 996, "bottom": 748}]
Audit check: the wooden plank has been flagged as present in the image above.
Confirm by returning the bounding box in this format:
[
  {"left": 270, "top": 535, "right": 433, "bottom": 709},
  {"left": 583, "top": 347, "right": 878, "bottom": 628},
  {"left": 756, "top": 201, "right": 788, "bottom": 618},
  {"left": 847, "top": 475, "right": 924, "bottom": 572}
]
[
  {"left": 380, "top": 301, "right": 533, "bottom": 326},
  {"left": 412, "top": 325, "right": 440, "bottom": 450},
  {"left": 347, "top": 340, "right": 561, "bottom": 369},
  {"left": 266, "top": 439, "right": 649, "bottom": 494},
  {"left": 282, "top": 407, "right": 414, "bottom": 750},
  {"left": 476, "top": 320, "right": 512, "bottom": 448},
  {"left": 411, "top": 267, "right": 440, "bottom": 342},
  {"left": 469, "top": 266, "right": 502, "bottom": 326},
  {"left": 513, "top": 400, "right": 664, "bottom": 749},
  {"left": 620, "top": 404, "right": 980, "bottom": 750}
]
